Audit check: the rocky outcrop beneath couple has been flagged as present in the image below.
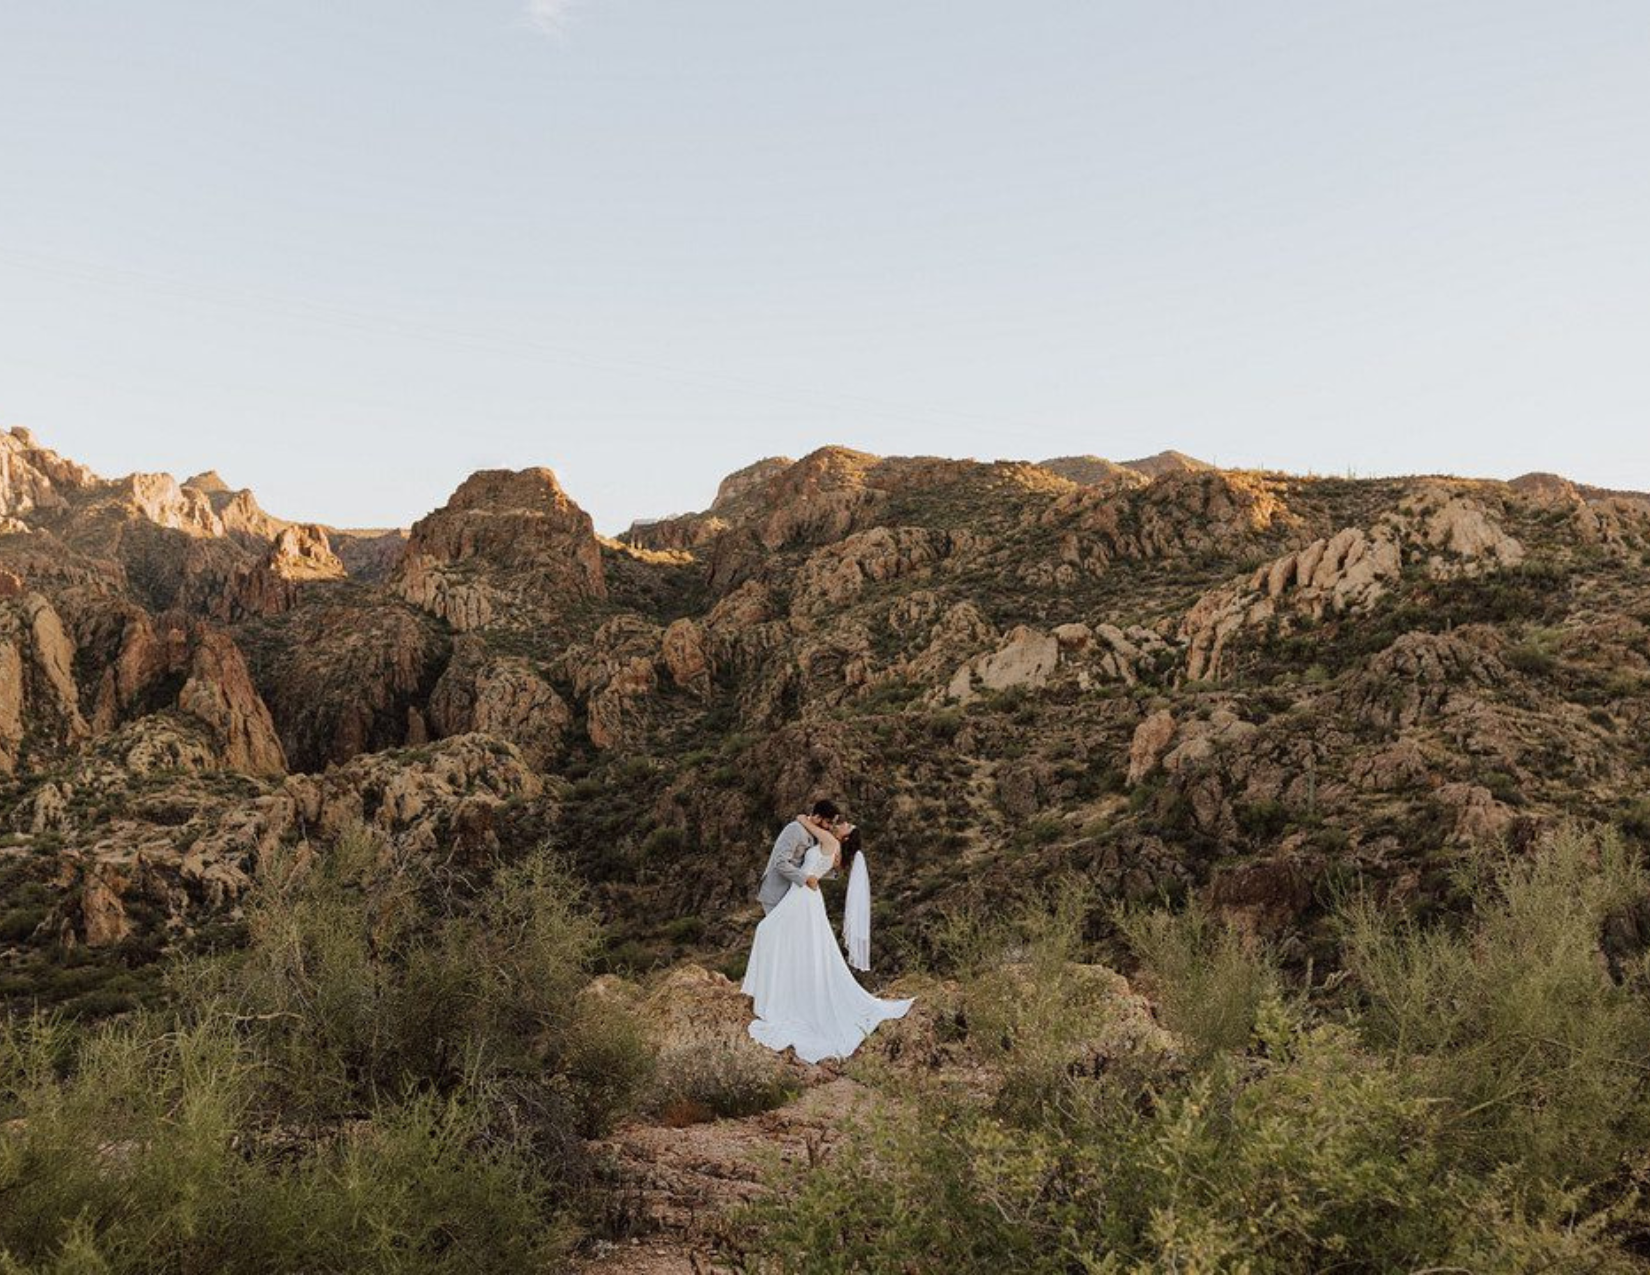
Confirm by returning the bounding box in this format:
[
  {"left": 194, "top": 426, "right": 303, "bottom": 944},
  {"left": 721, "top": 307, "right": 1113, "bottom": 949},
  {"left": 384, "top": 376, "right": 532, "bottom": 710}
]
[
  {"left": 0, "top": 592, "right": 91, "bottom": 774},
  {"left": 623, "top": 964, "right": 790, "bottom": 1082},
  {"left": 392, "top": 467, "right": 606, "bottom": 631},
  {"left": 614, "top": 957, "right": 1176, "bottom": 1086}
]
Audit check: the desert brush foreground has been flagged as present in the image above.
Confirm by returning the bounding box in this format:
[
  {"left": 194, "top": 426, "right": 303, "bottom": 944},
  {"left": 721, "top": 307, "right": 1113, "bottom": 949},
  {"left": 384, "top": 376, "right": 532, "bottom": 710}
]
[{"left": 4, "top": 426, "right": 1650, "bottom": 1271}]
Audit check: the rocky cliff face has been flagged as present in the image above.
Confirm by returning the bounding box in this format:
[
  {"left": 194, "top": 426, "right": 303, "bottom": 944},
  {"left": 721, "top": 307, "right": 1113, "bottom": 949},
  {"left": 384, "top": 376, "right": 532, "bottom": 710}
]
[
  {"left": 4, "top": 429, "right": 1650, "bottom": 1015},
  {"left": 392, "top": 467, "right": 607, "bottom": 631}
]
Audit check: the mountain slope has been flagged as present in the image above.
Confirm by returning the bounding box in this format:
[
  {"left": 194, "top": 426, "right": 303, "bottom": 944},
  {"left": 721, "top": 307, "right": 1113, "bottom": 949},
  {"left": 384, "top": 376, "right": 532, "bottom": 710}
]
[{"left": 3, "top": 426, "right": 1649, "bottom": 1013}]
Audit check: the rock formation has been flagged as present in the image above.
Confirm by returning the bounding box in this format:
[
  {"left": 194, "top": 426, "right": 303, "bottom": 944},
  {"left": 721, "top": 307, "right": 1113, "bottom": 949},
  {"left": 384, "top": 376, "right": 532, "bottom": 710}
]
[
  {"left": 393, "top": 467, "right": 606, "bottom": 630},
  {"left": 3, "top": 428, "right": 1648, "bottom": 1021},
  {"left": 428, "top": 635, "right": 571, "bottom": 768}
]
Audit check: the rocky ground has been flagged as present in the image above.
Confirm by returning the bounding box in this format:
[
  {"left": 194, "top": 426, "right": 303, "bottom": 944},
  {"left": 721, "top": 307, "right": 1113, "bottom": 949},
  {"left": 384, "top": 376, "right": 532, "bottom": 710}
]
[
  {"left": 568, "top": 952, "right": 1171, "bottom": 1272},
  {"left": 3, "top": 425, "right": 1650, "bottom": 1019}
]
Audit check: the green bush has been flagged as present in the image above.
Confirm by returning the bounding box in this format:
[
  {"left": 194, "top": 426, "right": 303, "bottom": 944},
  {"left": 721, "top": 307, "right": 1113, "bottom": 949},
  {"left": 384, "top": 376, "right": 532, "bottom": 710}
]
[
  {"left": 649, "top": 1043, "right": 797, "bottom": 1125},
  {"left": 1342, "top": 828, "right": 1650, "bottom": 1188},
  {"left": 1235, "top": 797, "right": 1292, "bottom": 841},
  {"left": 932, "top": 882, "right": 1143, "bottom": 1121},
  {"left": 1117, "top": 902, "right": 1277, "bottom": 1060},
  {"left": 0, "top": 828, "right": 652, "bottom": 1274},
  {"left": 641, "top": 825, "right": 687, "bottom": 857},
  {"left": 0, "top": 1014, "right": 568, "bottom": 1275},
  {"left": 193, "top": 831, "right": 647, "bottom": 1135},
  {"left": 742, "top": 827, "right": 1650, "bottom": 1273}
]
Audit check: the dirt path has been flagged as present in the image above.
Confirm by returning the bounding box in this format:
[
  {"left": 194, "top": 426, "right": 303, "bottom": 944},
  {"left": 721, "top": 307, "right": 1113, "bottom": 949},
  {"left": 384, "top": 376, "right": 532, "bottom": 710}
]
[{"left": 575, "top": 1074, "right": 864, "bottom": 1274}]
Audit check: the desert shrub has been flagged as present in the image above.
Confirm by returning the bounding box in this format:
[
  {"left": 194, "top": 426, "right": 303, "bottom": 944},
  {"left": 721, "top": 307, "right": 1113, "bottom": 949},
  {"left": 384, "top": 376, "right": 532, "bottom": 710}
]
[
  {"left": 1506, "top": 637, "right": 1560, "bottom": 677},
  {"left": 1622, "top": 797, "right": 1650, "bottom": 843},
  {"left": 641, "top": 825, "right": 687, "bottom": 857},
  {"left": 1342, "top": 828, "right": 1650, "bottom": 1188},
  {"left": 193, "top": 830, "right": 646, "bottom": 1135},
  {"left": 746, "top": 995, "right": 1627, "bottom": 1274},
  {"left": 931, "top": 882, "right": 1137, "bottom": 1121},
  {"left": 0, "top": 903, "right": 46, "bottom": 945},
  {"left": 0, "top": 827, "right": 653, "bottom": 1273},
  {"left": 1235, "top": 797, "right": 1291, "bottom": 840},
  {"left": 649, "top": 1043, "right": 797, "bottom": 1126},
  {"left": 1117, "top": 902, "right": 1277, "bottom": 1060},
  {"left": 662, "top": 913, "right": 705, "bottom": 943},
  {"left": 742, "top": 827, "right": 1650, "bottom": 1273},
  {"left": 926, "top": 708, "right": 964, "bottom": 742},
  {"left": 0, "top": 1013, "right": 568, "bottom": 1274}
]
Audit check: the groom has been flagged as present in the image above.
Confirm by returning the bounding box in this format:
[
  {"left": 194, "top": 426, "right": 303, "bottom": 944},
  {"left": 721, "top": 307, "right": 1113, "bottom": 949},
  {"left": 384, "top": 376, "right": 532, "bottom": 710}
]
[{"left": 757, "top": 799, "right": 844, "bottom": 913}]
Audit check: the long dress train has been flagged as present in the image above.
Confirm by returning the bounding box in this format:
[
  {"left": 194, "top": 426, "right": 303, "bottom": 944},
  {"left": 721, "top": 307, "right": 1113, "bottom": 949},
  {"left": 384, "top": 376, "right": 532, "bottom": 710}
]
[{"left": 742, "top": 845, "right": 913, "bottom": 1064}]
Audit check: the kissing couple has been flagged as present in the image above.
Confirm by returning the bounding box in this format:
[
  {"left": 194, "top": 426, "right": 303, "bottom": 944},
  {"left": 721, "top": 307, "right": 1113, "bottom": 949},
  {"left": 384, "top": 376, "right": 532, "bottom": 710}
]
[{"left": 741, "top": 800, "right": 914, "bottom": 1064}]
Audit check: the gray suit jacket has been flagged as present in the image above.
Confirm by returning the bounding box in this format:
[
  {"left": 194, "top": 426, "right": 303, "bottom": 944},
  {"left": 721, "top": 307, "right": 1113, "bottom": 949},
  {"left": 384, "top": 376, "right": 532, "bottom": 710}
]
[{"left": 758, "top": 820, "right": 832, "bottom": 913}]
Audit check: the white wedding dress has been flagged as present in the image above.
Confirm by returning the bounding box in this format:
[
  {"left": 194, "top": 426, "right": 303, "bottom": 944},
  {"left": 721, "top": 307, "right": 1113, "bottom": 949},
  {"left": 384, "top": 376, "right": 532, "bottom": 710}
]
[{"left": 742, "top": 845, "right": 914, "bottom": 1064}]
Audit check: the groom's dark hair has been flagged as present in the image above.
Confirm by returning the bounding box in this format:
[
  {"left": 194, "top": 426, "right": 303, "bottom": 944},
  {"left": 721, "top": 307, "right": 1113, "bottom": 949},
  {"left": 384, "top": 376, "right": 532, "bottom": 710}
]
[{"left": 810, "top": 799, "right": 841, "bottom": 820}]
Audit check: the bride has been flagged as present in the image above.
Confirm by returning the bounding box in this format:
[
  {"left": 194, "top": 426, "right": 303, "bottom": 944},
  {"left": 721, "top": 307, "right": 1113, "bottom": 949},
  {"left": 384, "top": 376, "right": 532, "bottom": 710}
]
[{"left": 743, "top": 815, "right": 913, "bottom": 1063}]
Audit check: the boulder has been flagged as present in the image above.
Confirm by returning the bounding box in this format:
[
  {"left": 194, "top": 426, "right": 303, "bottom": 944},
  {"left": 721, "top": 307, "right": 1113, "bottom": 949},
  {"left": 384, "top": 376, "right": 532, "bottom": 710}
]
[
  {"left": 661, "top": 618, "right": 712, "bottom": 697},
  {"left": 1127, "top": 710, "right": 1177, "bottom": 785},
  {"left": 947, "top": 626, "right": 1059, "bottom": 704}
]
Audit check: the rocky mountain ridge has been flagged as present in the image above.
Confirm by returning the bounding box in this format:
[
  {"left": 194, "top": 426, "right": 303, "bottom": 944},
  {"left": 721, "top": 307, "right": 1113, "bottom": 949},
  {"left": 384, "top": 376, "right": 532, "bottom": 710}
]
[{"left": 3, "top": 423, "right": 1649, "bottom": 1014}]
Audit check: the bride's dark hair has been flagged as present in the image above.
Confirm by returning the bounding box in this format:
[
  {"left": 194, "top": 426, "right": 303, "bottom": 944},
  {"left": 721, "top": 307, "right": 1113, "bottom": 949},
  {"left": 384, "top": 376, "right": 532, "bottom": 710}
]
[{"left": 839, "top": 828, "right": 862, "bottom": 870}]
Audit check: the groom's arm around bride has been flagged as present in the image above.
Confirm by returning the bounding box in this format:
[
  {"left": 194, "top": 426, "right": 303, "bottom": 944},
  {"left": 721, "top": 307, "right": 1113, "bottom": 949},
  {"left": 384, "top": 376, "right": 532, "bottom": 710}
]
[{"left": 756, "top": 799, "right": 840, "bottom": 914}]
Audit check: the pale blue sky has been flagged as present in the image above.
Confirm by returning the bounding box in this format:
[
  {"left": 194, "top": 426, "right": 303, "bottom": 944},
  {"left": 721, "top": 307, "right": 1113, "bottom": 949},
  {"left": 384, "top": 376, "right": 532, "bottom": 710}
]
[{"left": 2, "top": 1, "right": 1646, "bottom": 532}]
